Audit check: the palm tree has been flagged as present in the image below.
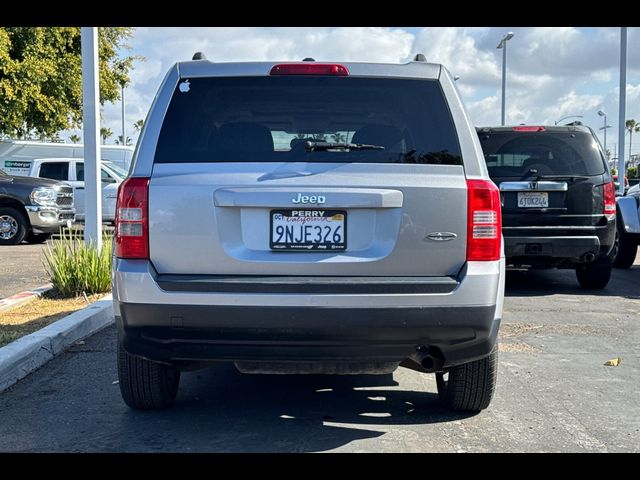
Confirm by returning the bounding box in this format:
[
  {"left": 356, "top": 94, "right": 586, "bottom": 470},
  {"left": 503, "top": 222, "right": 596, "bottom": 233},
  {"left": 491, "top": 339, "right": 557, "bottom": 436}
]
[
  {"left": 133, "top": 119, "right": 145, "bottom": 132},
  {"left": 115, "top": 135, "right": 132, "bottom": 146},
  {"left": 331, "top": 132, "right": 346, "bottom": 143},
  {"left": 626, "top": 119, "right": 640, "bottom": 163},
  {"left": 100, "top": 127, "right": 113, "bottom": 145},
  {"left": 69, "top": 134, "right": 81, "bottom": 144}
]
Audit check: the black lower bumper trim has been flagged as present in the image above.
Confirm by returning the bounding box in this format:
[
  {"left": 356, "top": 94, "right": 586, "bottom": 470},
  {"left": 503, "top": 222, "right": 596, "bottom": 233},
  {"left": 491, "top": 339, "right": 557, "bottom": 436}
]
[
  {"left": 117, "top": 303, "right": 500, "bottom": 369},
  {"left": 155, "top": 275, "right": 459, "bottom": 294}
]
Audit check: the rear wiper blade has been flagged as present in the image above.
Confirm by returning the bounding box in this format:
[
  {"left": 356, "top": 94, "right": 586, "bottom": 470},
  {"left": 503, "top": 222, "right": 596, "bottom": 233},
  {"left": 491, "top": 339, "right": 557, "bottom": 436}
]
[
  {"left": 524, "top": 174, "right": 590, "bottom": 181},
  {"left": 304, "top": 141, "right": 385, "bottom": 152}
]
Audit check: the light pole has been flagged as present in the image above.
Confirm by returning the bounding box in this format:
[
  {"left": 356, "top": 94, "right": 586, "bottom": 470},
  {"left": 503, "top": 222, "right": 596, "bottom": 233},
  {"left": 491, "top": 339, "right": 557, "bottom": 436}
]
[
  {"left": 617, "top": 27, "right": 627, "bottom": 196},
  {"left": 554, "top": 114, "right": 583, "bottom": 125},
  {"left": 497, "top": 31, "right": 514, "bottom": 126},
  {"left": 597, "top": 110, "right": 611, "bottom": 158}
]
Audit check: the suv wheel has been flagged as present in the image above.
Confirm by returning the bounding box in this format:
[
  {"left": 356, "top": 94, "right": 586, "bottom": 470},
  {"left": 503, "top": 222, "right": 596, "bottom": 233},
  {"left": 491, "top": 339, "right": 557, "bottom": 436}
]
[
  {"left": 575, "top": 259, "right": 612, "bottom": 289},
  {"left": 0, "top": 207, "right": 28, "bottom": 245},
  {"left": 117, "top": 340, "right": 180, "bottom": 409},
  {"left": 436, "top": 348, "right": 498, "bottom": 412},
  {"left": 612, "top": 222, "right": 638, "bottom": 269}
]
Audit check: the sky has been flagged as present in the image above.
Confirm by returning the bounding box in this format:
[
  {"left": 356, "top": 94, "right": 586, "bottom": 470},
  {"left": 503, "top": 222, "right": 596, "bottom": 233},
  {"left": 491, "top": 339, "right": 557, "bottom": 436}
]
[{"left": 83, "top": 27, "right": 640, "bottom": 160}]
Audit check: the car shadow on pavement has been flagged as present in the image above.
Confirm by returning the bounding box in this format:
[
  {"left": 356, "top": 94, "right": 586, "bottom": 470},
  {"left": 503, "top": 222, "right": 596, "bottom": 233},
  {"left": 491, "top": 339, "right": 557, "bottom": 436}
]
[
  {"left": 117, "top": 363, "right": 476, "bottom": 452},
  {"left": 504, "top": 266, "right": 640, "bottom": 300}
]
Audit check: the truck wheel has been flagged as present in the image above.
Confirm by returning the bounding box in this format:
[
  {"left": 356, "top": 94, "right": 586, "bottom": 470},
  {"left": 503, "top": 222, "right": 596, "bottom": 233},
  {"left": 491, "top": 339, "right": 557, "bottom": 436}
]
[
  {"left": 436, "top": 348, "right": 498, "bottom": 412},
  {"left": 117, "top": 340, "right": 180, "bottom": 410},
  {"left": 576, "top": 259, "right": 612, "bottom": 289},
  {"left": 25, "top": 232, "right": 52, "bottom": 244},
  {"left": 0, "top": 207, "right": 28, "bottom": 245},
  {"left": 612, "top": 223, "right": 638, "bottom": 269}
]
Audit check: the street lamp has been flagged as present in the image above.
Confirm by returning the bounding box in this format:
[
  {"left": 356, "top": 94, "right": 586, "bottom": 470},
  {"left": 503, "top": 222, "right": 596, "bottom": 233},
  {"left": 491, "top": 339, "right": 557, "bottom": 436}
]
[
  {"left": 554, "top": 114, "right": 583, "bottom": 125},
  {"left": 497, "top": 31, "right": 514, "bottom": 126},
  {"left": 597, "top": 110, "right": 611, "bottom": 158}
]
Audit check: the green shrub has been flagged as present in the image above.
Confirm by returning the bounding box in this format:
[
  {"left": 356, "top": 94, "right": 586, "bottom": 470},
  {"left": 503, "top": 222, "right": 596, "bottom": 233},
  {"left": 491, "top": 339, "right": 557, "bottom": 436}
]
[
  {"left": 627, "top": 166, "right": 638, "bottom": 179},
  {"left": 43, "top": 229, "right": 112, "bottom": 297}
]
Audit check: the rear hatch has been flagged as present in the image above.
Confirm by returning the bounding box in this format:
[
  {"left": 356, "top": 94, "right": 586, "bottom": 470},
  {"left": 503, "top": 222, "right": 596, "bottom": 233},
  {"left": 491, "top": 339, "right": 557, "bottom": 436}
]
[
  {"left": 147, "top": 71, "right": 468, "bottom": 277},
  {"left": 477, "top": 127, "right": 608, "bottom": 231}
]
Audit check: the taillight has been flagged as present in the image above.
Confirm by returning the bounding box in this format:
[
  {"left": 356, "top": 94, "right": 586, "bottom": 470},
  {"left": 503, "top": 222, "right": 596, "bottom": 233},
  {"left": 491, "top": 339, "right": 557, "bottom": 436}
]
[
  {"left": 467, "top": 179, "right": 502, "bottom": 261},
  {"left": 603, "top": 181, "right": 616, "bottom": 220},
  {"left": 115, "top": 177, "right": 149, "bottom": 259},
  {"left": 512, "top": 126, "right": 545, "bottom": 132},
  {"left": 269, "top": 63, "right": 349, "bottom": 76}
]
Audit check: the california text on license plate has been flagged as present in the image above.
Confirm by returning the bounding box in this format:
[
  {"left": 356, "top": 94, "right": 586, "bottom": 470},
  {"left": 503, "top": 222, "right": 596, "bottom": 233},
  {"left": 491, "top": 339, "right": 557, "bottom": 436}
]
[
  {"left": 517, "top": 192, "right": 549, "bottom": 208},
  {"left": 270, "top": 209, "right": 347, "bottom": 251}
]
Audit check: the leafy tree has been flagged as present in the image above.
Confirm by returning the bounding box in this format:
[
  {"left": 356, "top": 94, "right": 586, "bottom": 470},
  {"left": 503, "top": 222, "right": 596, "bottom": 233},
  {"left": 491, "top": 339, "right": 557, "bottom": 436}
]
[
  {"left": 626, "top": 119, "right": 640, "bottom": 162},
  {"left": 115, "top": 135, "right": 132, "bottom": 146},
  {"left": 100, "top": 127, "right": 113, "bottom": 144},
  {"left": 627, "top": 166, "right": 638, "bottom": 179},
  {"left": 0, "top": 27, "right": 135, "bottom": 138},
  {"left": 133, "top": 119, "right": 144, "bottom": 132},
  {"left": 69, "top": 134, "right": 81, "bottom": 144}
]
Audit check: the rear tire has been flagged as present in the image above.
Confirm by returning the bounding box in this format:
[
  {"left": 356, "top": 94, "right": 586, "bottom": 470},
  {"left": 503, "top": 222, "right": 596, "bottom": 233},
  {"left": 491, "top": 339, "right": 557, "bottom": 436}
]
[
  {"left": 0, "top": 207, "right": 28, "bottom": 245},
  {"left": 117, "top": 340, "right": 180, "bottom": 410},
  {"left": 575, "top": 259, "right": 612, "bottom": 289},
  {"left": 25, "top": 232, "right": 52, "bottom": 244},
  {"left": 612, "top": 223, "right": 638, "bottom": 269},
  {"left": 436, "top": 348, "right": 498, "bottom": 412}
]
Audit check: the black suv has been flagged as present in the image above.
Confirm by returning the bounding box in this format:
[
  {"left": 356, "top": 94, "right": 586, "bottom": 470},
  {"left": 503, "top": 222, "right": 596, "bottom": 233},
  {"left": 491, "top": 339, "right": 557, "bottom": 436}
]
[{"left": 477, "top": 125, "right": 616, "bottom": 288}]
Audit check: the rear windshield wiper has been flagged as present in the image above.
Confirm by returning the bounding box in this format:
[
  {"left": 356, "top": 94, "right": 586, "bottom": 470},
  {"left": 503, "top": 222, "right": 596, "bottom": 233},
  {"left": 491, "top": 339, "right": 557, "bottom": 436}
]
[
  {"left": 304, "top": 141, "right": 385, "bottom": 152},
  {"left": 523, "top": 173, "right": 591, "bottom": 181}
]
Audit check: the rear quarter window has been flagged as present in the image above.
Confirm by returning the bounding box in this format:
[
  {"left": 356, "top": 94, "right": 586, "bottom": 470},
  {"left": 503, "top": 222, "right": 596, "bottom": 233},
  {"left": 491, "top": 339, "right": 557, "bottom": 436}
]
[{"left": 154, "top": 76, "right": 462, "bottom": 165}]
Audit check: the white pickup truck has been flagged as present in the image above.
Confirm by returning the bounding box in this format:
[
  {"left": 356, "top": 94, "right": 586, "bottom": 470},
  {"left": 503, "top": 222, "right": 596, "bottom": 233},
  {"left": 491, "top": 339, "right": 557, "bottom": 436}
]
[{"left": 21, "top": 158, "right": 127, "bottom": 223}]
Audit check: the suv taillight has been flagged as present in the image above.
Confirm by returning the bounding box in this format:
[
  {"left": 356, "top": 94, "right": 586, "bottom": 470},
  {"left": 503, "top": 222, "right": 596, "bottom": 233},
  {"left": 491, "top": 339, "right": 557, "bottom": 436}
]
[
  {"left": 115, "top": 177, "right": 150, "bottom": 259},
  {"left": 467, "top": 179, "right": 502, "bottom": 261},
  {"left": 603, "top": 181, "right": 616, "bottom": 220}
]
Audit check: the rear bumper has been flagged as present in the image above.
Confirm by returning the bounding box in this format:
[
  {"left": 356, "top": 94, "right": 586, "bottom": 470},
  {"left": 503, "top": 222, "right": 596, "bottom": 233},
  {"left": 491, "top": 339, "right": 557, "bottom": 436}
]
[
  {"left": 113, "top": 259, "right": 505, "bottom": 369},
  {"left": 503, "top": 221, "right": 615, "bottom": 261}
]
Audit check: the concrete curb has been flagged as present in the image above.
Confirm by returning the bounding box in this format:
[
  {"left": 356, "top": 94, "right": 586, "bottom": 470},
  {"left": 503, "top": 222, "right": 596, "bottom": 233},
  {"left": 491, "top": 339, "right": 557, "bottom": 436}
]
[
  {"left": 0, "top": 284, "right": 53, "bottom": 313},
  {"left": 0, "top": 294, "right": 113, "bottom": 393}
]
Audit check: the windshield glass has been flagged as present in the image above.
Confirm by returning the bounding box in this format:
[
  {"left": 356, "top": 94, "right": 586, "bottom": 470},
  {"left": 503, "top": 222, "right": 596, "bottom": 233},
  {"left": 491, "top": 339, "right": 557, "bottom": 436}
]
[
  {"left": 154, "top": 76, "right": 462, "bottom": 165},
  {"left": 478, "top": 130, "right": 606, "bottom": 177},
  {"left": 103, "top": 162, "right": 128, "bottom": 179}
]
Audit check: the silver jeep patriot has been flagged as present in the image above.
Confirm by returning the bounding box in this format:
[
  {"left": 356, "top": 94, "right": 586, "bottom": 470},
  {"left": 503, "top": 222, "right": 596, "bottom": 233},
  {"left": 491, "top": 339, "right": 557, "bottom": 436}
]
[{"left": 113, "top": 57, "right": 505, "bottom": 412}]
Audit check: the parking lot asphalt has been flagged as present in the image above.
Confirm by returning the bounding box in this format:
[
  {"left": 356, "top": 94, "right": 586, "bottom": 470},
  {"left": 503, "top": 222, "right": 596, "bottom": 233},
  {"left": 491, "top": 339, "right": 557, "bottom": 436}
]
[
  {"left": 0, "top": 253, "right": 638, "bottom": 452},
  {"left": 0, "top": 242, "right": 51, "bottom": 299}
]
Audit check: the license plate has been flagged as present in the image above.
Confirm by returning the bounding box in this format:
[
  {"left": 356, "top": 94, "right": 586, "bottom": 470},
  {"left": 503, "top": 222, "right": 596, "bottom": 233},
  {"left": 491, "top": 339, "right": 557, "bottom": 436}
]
[
  {"left": 517, "top": 192, "right": 549, "bottom": 208},
  {"left": 270, "top": 209, "right": 347, "bottom": 251}
]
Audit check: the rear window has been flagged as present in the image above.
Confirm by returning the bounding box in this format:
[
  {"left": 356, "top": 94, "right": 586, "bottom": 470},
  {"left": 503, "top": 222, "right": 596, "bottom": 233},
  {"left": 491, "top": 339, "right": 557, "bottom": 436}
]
[
  {"left": 478, "top": 130, "right": 606, "bottom": 177},
  {"left": 154, "top": 76, "right": 462, "bottom": 165}
]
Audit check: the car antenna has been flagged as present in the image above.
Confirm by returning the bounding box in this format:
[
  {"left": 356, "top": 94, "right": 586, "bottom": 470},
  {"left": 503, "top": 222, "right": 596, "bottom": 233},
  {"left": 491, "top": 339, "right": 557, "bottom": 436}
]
[
  {"left": 413, "top": 53, "right": 427, "bottom": 62},
  {"left": 192, "top": 52, "right": 207, "bottom": 61}
]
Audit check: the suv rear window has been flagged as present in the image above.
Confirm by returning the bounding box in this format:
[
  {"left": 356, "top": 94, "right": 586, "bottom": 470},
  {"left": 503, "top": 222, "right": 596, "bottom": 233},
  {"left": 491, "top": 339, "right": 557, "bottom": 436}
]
[
  {"left": 154, "top": 76, "right": 462, "bottom": 165},
  {"left": 478, "top": 130, "right": 606, "bottom": 177}
]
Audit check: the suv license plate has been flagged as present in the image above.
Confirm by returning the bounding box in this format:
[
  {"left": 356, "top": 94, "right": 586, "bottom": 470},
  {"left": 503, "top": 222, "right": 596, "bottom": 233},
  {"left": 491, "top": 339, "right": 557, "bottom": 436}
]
[
  {"left": 270, "top": 209, "right": 347, "bottom": 251},
  {"left": 518, "top": 192, "right": 549, "bottom": 208}
]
